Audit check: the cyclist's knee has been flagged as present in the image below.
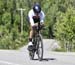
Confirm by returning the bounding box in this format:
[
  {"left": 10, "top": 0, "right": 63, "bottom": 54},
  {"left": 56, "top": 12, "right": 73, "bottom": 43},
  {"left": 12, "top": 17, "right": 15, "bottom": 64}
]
[{"left": 30, "top": 26, "right": 35, "bottom": 31}]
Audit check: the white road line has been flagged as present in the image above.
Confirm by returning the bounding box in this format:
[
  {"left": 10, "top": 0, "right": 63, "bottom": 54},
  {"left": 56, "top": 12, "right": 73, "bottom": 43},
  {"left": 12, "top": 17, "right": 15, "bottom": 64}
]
[{"left": 0, "top": 60, "right": 21, "bottom": 65}]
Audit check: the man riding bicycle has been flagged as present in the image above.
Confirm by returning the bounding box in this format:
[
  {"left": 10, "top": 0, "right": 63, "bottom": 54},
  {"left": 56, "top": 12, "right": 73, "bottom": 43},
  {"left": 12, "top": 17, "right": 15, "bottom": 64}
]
[{"left": 28, "top": 3, "right": 45, "bottom": 51}]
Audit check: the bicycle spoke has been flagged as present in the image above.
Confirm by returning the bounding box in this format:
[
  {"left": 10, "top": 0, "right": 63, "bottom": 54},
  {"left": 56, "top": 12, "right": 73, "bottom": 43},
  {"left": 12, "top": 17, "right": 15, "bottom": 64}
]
[{"left": 37, "top": 36, "right": 43, "bottom": 61}]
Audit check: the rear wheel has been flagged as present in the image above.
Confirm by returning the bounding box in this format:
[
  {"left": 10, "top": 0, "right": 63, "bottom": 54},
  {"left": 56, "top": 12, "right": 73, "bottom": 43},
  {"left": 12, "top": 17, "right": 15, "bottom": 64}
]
[
  {"left": 29, "top": 37, "right": 36, "bottom": 60},
  {"left": 29, "top": 50, "right": 35, "bottom": 60}
]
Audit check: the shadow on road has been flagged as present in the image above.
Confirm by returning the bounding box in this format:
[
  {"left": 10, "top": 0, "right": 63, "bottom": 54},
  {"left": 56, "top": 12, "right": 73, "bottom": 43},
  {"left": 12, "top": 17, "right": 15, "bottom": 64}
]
[
  {"left": 33, "top": 58, "right": 56, "bottom": 61},
  {"left": 43, "top": 58, "right": 56, "bottom": 61}
]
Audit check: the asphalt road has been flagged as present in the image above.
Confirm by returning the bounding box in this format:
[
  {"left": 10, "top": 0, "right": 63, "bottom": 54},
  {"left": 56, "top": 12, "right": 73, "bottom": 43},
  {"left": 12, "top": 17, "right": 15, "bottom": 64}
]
[{"left": 0, "top": 39, "right": 75, "bottom": 65}]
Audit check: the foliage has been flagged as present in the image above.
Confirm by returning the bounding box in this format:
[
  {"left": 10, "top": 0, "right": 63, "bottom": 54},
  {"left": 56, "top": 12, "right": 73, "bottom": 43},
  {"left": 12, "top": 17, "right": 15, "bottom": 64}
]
[
  {"left": 0, "top": 0, "right": 75, "bottom": 51},
  {"left": 42, "top": 0, "right": 75, "bottom": 51},
  {"left": 53, "top": 0, "right": 75, "bottom": 51},
  {"left": 0, "top": 0, "right": 29, "bottom": 49}
]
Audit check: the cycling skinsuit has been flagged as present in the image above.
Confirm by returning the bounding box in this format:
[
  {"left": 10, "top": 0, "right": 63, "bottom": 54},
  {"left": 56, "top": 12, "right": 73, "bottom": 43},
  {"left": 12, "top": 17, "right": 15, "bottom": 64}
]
[{"left": 28, "top": 9, "right": 45, "bottom": 26}]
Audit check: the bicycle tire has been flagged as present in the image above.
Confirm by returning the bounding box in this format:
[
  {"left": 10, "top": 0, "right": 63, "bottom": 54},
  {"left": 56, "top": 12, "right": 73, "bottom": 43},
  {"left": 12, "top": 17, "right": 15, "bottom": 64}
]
[
  {"left": 29, "top": 50, "right": 35, "bottom": 60},
  {"left": 37, "top": 34, "right": 43, "bottom": 61},
  {"left": 29, "top": 37, "right": 37, "bottom": 60}
]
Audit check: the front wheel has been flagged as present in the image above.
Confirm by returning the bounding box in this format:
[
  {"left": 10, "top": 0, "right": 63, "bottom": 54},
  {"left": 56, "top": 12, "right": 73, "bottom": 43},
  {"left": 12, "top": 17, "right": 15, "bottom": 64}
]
[{"left": 37, "top": 34, "right": 43, "bottom": 61}]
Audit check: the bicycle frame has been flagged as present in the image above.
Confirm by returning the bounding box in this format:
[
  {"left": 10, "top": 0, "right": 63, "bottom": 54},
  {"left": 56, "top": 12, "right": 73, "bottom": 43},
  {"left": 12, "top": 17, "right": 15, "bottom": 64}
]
[{"left": 29, "top": 21, "right": 43, "bottom": 61}]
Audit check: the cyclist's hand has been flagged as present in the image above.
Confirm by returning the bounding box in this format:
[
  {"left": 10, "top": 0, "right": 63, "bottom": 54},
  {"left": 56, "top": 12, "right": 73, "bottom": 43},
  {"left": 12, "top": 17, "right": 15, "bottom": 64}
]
[{"left": 40, "top": 22, "right": 44, "bottom": 28}]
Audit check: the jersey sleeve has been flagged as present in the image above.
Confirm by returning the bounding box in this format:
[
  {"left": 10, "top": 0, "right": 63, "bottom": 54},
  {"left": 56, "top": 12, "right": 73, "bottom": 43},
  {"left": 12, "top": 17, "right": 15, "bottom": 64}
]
[
  {"left": 28, "top": 10, "right": 35, "bottom": 26},
  {"left": 40, "top": 11, "right": 45, "bottom": 23}
]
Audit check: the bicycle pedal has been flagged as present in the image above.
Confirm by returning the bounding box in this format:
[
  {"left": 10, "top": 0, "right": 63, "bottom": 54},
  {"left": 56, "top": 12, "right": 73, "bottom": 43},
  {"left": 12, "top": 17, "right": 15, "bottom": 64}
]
[{"left": 27, "top": 45, "right": 33, "bottom": 51}]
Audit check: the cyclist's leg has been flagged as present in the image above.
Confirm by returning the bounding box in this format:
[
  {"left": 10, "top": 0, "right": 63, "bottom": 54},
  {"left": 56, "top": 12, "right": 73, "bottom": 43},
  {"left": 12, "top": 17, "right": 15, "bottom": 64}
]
[
  {"left": 28, "top": 26, "right": 34, "bottom": 50},
  {"left": 29, "top": 26, "right": 33, "bottom": 41},
  {"left": 29, "top": 25, "right": 37, "bottom": 42},
  {"left": 28, "top": 23, "right": 38, "bottom": 50}
]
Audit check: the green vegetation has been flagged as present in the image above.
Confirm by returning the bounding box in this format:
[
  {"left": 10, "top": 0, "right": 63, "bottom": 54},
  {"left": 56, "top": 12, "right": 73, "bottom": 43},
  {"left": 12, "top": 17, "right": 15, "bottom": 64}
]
[{"left": 0, "top": 0, "right": 75, "bottom": 51}]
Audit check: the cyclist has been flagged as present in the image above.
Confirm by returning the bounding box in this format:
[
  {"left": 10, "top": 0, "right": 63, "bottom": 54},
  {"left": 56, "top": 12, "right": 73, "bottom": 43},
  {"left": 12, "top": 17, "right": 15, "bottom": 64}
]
[{"left": 28, "top": 3, "right": 45, "bottom": 51}]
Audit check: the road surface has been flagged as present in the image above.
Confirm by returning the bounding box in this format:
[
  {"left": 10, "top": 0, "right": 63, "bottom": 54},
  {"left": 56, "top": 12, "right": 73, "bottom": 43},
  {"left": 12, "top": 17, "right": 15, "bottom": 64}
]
[{"left": 0, "top": 39, "right": 75, "bottom": 65}]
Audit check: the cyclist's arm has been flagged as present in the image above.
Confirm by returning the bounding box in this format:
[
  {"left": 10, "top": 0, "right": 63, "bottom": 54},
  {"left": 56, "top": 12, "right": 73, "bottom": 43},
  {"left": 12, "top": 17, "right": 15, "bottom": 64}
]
[
  {"left": 40, "top": 11, "right": 45, "bottom": 24},
  {"left": 40, "top": 11, "right": 45, "bottom": 26},
  {"left": 28, "top": 10, "right": 35, "bottom": 26}
]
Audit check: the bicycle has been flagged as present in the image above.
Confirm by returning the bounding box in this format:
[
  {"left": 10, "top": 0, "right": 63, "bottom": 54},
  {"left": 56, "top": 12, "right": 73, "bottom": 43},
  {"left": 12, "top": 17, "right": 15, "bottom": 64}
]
[{"left": 29, "top": 22, "right": 44, "bottom": 61}]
